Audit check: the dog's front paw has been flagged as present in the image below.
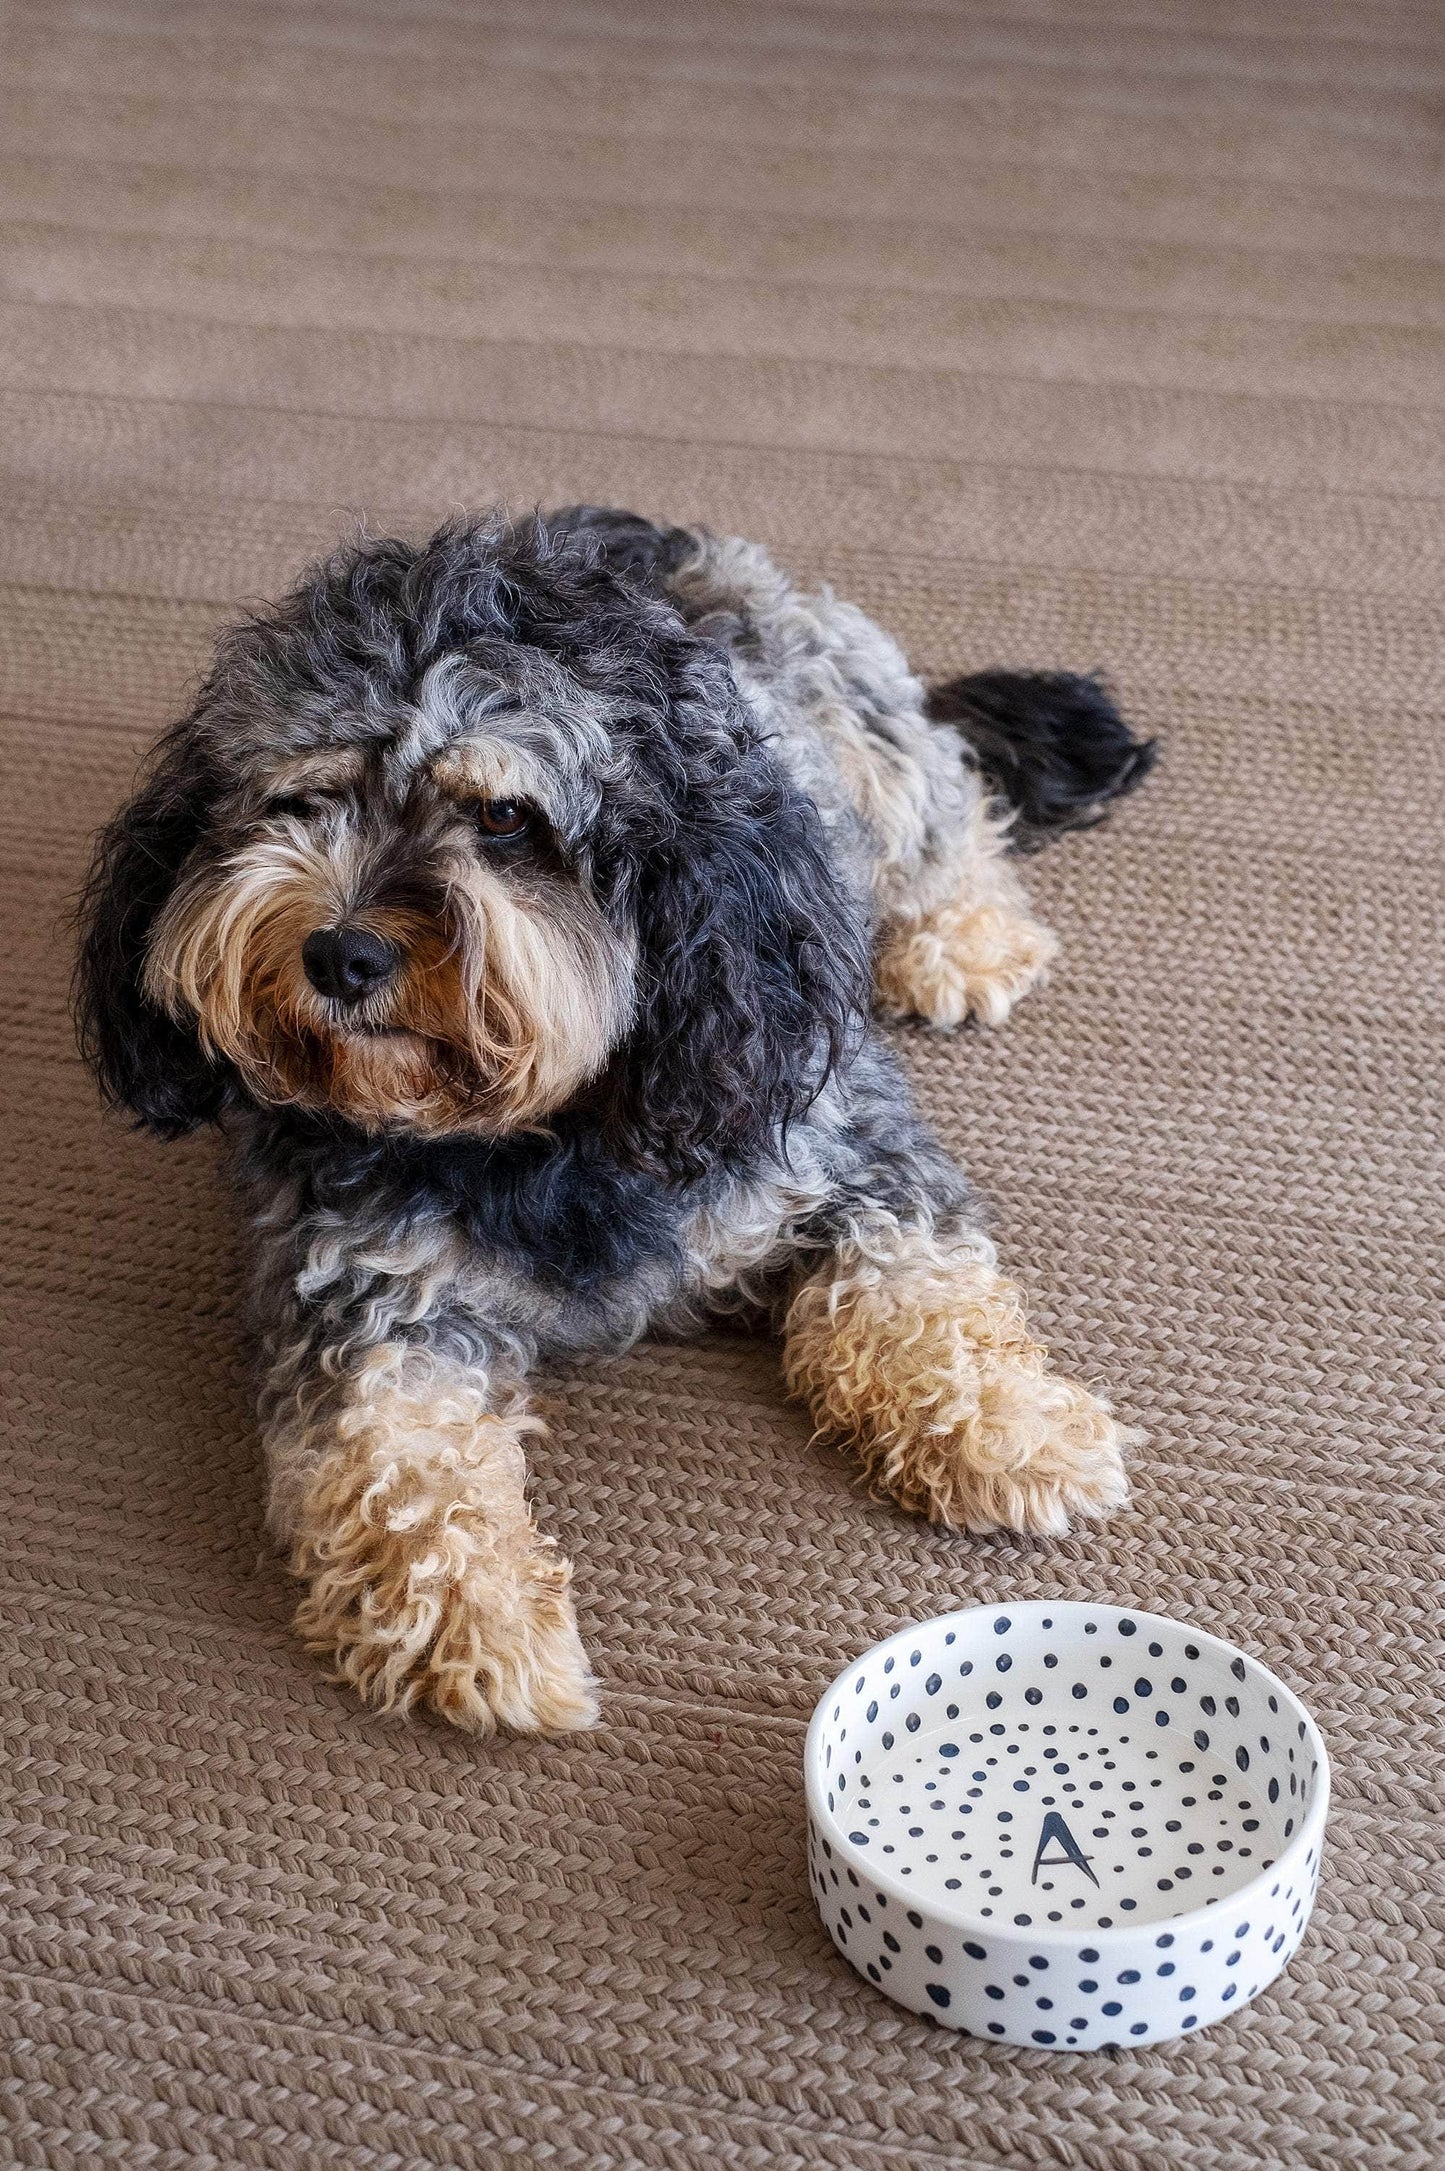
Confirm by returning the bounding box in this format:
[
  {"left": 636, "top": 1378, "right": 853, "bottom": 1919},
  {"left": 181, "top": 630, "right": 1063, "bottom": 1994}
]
[
  {"left": 786, "top": 1246, "right": 1135, "bottom": 1539},
  {"left": 875, "top": 901, "right": 1057, "bottom": 1029},
  {"left": 885, "top": 1354, "right": 1134, "bottom": 1537},
  {"left": 291, "top": 1429, "right": 599, "bottom": 1735}
]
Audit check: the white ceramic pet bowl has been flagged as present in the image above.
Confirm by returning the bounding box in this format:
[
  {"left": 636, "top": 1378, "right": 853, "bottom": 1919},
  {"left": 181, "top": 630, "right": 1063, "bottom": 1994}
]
[{"left": 805, "top": 1602, "right": 1327, "bottom": 2049}]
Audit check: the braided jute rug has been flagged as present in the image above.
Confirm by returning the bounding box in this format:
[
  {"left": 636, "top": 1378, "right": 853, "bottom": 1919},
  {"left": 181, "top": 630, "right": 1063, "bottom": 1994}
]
[{"left": 2, "top": 1, "right": 1442, "bottom": 2165}]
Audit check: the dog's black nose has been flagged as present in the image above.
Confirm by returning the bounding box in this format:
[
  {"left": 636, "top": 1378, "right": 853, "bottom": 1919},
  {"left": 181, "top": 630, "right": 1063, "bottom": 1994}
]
[{"left": 302, "top": 925, "right": 400, "bottom": 1006}]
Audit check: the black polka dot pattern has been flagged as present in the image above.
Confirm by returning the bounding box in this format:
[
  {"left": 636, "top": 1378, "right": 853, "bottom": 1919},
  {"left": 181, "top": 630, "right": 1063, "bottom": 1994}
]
[{"left": 807, "top": 1601, "right": 1328, "bottom": 2049}]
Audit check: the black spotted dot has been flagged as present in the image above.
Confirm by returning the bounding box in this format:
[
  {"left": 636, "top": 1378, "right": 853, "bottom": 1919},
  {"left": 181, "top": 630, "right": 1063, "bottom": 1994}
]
[{"left": 925, "top": 1984, "right": 951, "bottom": 2009}]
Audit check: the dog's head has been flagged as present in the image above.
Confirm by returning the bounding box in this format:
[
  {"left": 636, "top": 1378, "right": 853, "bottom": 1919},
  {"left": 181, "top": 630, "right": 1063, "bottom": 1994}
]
[{"left": 76, "top": 515, "right": 867, "bottom": 1179}]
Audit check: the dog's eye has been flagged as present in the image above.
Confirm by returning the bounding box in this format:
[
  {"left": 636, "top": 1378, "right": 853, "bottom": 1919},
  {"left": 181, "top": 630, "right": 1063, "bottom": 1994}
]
[
  {"left": 267, "top": 793, "right": 320, "bottom": 820},
  {"left": 475, "top": 799, "right": 532, "bottom": 838}
]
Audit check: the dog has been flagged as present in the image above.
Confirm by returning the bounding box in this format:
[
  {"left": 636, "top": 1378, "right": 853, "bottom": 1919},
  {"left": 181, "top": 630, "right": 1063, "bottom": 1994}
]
[{"left": 76, "top": 507, "right": 1154, "bottom": 1735}]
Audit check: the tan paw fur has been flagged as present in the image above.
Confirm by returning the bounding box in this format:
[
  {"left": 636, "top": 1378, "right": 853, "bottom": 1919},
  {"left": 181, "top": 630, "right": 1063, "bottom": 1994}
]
[
  {"left": 290, "top": 1397, "right": 598, "bottom": 1735},
  {"left": 875, "top": 900, "right": 1058, "bottom": 1028},
  {"left": 784, "top": 1229, "right": 1134, "bottom": 1537}
]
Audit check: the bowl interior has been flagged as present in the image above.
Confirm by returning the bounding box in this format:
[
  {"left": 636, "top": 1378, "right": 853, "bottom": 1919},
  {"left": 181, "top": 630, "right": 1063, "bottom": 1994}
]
[{"left": 812, "top": 1604, "right": 1323, "bottom": 1936}]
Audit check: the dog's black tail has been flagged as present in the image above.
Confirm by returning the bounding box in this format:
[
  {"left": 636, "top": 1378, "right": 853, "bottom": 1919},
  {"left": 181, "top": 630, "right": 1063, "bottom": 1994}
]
[{"left": 927, "top": 671, "right": 1156, "bottom": 850}]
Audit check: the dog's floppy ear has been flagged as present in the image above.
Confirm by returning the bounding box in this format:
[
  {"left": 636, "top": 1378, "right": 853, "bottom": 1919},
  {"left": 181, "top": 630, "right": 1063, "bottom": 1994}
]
[
  {"left": 74, "top": 710, "right": 230, "bottom": 1136},
  {"left": 604, "top": 724, "right": 869, "bottom": 1183}
]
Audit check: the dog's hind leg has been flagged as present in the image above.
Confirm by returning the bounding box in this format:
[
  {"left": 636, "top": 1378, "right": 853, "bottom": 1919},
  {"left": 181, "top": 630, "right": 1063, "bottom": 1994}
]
[
  {"left": 604, "top": 525, "right": 1150, "bottom": 1031},
  {"left": 664, "top": 537, "right": 1060, "bottom": 1029},
  {"left": 871, "top": 791, "right": 1059, "bottom": 1031},
  {"left": 827, "top": 686, "right": 1059, "bottom": 1032},
  {"left": 874, "top": 671, "right": 1156, "bottom": 1029}
]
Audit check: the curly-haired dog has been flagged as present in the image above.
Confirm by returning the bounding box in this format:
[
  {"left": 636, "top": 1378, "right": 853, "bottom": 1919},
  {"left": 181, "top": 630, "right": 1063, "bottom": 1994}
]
[{"left": 76, "top": 508, "right": 1154, "bottom": 1734}]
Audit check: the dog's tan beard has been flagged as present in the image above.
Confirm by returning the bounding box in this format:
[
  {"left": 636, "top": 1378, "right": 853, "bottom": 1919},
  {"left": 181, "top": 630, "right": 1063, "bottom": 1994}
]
[{"left": 144, "top": 833, "right": 633, "bottom": 1134}]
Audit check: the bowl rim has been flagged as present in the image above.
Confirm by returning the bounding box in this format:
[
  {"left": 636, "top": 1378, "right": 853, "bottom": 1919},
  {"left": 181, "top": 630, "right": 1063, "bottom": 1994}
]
[{"left": 804, "top": 1598, "right": 1331, "bottom": 1952}]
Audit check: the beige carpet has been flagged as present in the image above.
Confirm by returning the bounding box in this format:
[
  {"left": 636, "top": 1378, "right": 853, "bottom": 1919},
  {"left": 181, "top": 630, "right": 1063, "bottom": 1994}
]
[{"left": 3, "top": 2, "right": 1443, "bottom": 2165}]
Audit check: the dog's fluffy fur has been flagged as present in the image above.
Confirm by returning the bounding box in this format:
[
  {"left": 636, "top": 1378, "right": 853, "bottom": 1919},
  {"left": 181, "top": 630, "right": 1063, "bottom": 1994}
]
[{"left": 76, "top": 508, "right": 1154, "bottom": 1733}]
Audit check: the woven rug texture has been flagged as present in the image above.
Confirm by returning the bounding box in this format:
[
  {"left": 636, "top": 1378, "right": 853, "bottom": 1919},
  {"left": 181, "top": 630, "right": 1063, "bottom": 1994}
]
[{"left": 2, "top": 1, "right": 1443, "bottom": 2165}]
